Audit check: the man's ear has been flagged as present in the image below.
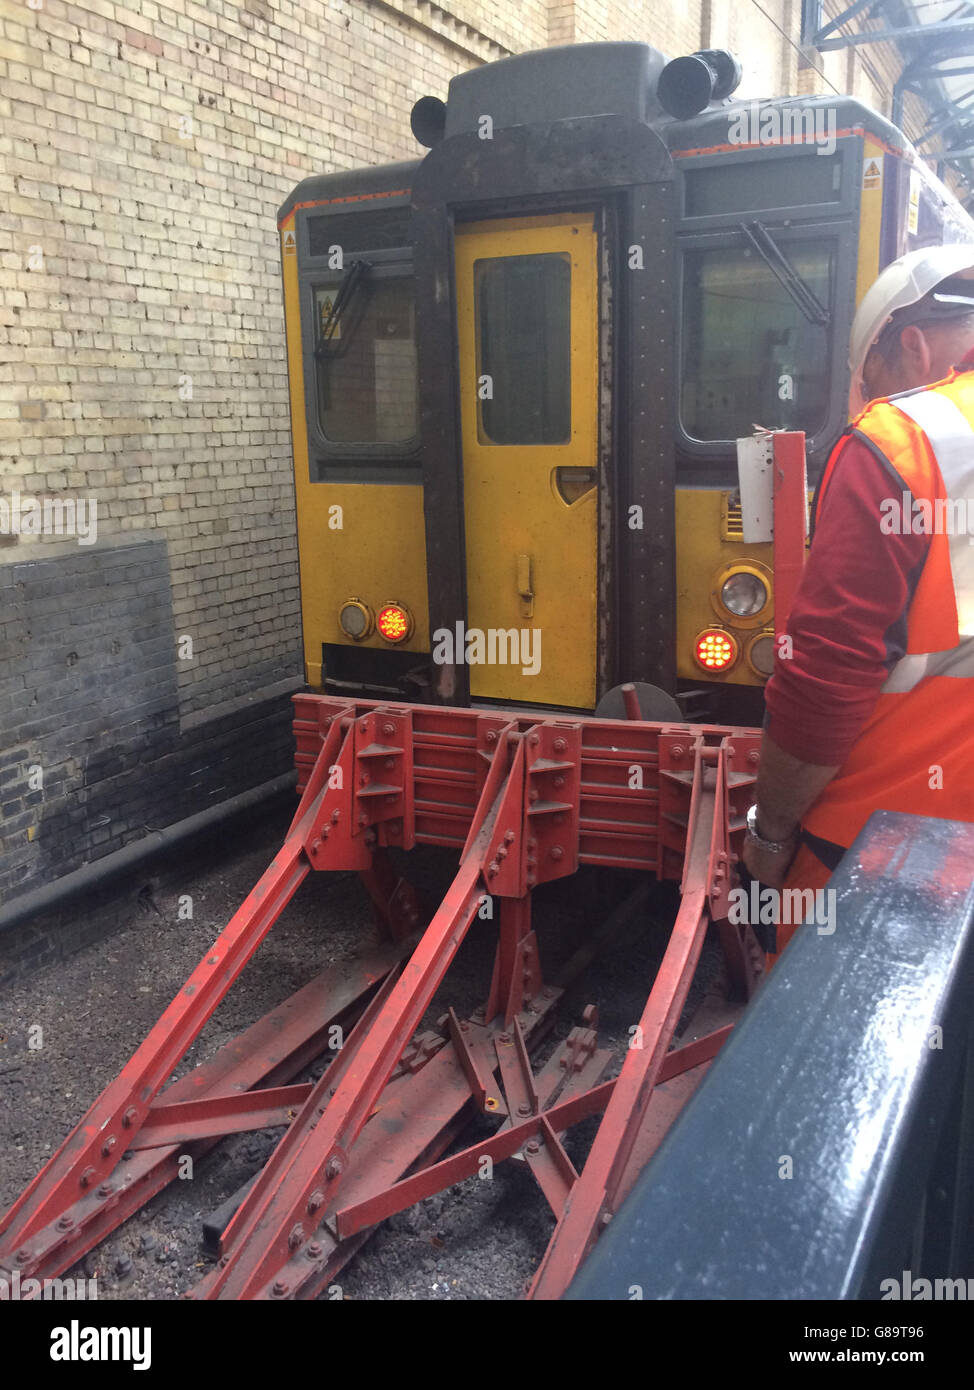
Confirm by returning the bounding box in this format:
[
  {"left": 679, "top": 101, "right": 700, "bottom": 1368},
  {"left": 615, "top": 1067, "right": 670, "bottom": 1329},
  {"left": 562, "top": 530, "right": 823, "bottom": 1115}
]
[{"left": 898, "top": 323, "right": 933, "bottom": 383}]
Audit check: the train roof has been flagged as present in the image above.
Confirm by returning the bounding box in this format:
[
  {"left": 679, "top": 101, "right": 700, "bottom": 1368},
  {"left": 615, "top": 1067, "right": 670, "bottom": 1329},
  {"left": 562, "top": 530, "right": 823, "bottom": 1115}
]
[{"left": 278, "top": 42, "right": 921, "bottom": 218}]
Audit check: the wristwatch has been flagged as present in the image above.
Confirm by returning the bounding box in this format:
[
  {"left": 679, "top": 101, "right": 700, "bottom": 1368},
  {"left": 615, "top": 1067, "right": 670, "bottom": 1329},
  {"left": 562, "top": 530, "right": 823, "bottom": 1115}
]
[{"left": 745, "top": 804, "right": 798, "bottom": 854}]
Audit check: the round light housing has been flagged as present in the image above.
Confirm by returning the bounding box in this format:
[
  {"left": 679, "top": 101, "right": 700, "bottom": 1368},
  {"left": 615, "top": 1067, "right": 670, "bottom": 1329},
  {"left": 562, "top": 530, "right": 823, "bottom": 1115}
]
[
  {"left": 711, "top": 561, "right": 773, "bottom": 629},
  {"left": 339, "top": 599, "right": 374, "bottom": 641},
  {"left": 693, "top": 627, "right": 739, "bottom": 673},
  {"left": 376, "top": 601, "right": 413, "bottom": 644},
  {"left": 721, "top": 571, "right": 767, "bottom": 618},
  {"left": 747, "top": 630, "right": 776, "bottom": 680}
]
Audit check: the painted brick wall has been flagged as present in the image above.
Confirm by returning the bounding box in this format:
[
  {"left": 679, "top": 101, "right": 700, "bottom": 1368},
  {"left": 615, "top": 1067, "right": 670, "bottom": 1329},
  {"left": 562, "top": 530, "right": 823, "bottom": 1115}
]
[
  {"left": 0, "top": 534, "right": 296, "bottom": 900},
  {"left": 0, "top": 0, "right": 960, "bottom": 914}
]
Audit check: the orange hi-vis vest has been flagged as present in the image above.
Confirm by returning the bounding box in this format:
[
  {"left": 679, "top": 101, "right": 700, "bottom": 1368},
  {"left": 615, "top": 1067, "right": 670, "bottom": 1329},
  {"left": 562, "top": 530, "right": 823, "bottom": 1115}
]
[{"left": 802, "top": 367, "right": 974, "bottom": 851}]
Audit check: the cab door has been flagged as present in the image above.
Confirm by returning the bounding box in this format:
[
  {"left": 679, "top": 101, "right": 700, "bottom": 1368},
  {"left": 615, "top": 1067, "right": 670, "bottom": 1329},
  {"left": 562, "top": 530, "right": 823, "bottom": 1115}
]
[{"left": 454, "top": 212, "right": 599, "bottom": 708}]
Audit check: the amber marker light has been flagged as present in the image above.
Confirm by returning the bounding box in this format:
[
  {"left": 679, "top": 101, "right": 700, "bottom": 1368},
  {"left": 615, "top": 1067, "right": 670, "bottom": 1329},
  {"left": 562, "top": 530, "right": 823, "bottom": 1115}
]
[
  {"left": 693, "top": 627, "right": 739, "bottom": 673},
  {"left": 376, "top": 601, "right": 413, "bottom": 643}
]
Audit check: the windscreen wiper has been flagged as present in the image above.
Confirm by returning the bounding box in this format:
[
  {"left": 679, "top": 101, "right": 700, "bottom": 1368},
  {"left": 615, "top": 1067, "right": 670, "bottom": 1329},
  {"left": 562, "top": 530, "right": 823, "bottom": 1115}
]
[
  {"left": 738, "top": 220, "right": 830, "bottom": 327},
  {"left": 314, "top": 257, "right": 372, "bottom": 359}
]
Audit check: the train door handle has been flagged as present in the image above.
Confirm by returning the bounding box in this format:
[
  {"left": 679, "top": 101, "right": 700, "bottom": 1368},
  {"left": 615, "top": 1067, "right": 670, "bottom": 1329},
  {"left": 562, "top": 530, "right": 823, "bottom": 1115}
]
[
  {"left": 554, "top": 467, "right": 598, "bottom": 505},
  {"left": 517, "top": 553, "right": 534, "bottom": 620}
]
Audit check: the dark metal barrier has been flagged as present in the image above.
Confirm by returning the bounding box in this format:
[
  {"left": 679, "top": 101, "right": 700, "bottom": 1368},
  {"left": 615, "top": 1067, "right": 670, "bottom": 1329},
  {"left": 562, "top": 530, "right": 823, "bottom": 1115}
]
[{"left": 566, "top": 809, "right": 974, "bottom": 1299}]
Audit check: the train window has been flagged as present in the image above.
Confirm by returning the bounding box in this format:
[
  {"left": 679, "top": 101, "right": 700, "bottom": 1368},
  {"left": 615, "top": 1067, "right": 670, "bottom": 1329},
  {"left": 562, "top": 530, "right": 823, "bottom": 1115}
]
[
  {"left": 475, "top": 253, "right": 571, "bottom": 444},
  {"left": 313, "top": 276, "right": 418, "bottom": 444},
  {"left": 681, "top": 240, "right": 834, "bottom": 441},
  {"left": 684, "top": 153, "right": 842, "bottom": 217},
  {"left": 307, "top": 207, "right": 410, "bottom": 256}
]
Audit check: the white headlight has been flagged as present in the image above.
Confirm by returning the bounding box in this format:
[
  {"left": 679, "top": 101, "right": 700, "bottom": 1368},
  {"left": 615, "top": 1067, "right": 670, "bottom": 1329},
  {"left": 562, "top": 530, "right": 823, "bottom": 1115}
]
[{"left": 721, "top": 572, "right": 767, "bottom": 618}]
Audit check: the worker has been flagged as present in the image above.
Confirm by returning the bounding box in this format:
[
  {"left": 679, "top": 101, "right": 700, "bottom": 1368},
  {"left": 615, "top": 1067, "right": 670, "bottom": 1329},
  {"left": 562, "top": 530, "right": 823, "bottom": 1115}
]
[{"left": 742, "top": 243, "right": 974, "bottom": 960}]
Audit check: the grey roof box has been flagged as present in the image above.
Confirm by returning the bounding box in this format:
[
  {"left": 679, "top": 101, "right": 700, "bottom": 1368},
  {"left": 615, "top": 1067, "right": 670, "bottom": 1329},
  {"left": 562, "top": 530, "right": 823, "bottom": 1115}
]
[{"left": 442, "top": 41, "right": 667, "bottom": 138}]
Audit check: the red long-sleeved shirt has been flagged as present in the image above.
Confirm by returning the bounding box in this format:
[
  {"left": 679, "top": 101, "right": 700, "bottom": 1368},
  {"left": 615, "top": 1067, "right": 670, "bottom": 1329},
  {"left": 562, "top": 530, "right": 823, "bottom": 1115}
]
[{"left": 762, "top": 383, "right": 956, "bottom": 765}]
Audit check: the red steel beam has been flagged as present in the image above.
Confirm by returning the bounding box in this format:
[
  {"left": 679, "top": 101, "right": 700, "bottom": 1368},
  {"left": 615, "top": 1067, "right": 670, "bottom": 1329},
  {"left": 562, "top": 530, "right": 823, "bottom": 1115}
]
[
  {"left": 127, "top": 1085, "right": 314, "bottom": 1150},
  {"left": 772, "top": 430, "right": 808, "bottom": 639},
  {"left": 527, "top": 736, "right": 731, "bottom": 1299},
  {"left": 657, "top": 1025, "right": 732, "bottom": 1082}
]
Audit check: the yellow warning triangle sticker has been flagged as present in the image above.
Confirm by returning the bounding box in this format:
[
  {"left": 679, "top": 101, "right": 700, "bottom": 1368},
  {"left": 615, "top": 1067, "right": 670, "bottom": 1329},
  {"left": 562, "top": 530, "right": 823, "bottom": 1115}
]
[
  {"left": 283, "top": 230, "right": 296, "bottom": 254},
  {"left": 864, "top": 160, "right": 880, "bottom": 178},
  {"left": 320, "top": 293, "right": 340, "bottom": 338}
]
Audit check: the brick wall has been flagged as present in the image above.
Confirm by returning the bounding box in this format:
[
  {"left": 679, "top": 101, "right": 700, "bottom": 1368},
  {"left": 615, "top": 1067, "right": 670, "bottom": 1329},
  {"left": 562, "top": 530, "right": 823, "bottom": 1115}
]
[
  {"left": 0, "top": 0, "right": 960, "bottom": 914},
  {"left": 0, "top": 533, "right": 297, "bottom": 900}
]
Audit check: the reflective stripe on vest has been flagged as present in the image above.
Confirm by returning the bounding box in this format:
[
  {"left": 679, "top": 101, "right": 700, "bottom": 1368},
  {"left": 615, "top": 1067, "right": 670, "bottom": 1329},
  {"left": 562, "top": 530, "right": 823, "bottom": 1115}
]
[
  {"left": 881, "top": 637, "right": 974, "bottom": 693},
  {"left": 891, "top": 389, "right": 974, "bottom": 636}
]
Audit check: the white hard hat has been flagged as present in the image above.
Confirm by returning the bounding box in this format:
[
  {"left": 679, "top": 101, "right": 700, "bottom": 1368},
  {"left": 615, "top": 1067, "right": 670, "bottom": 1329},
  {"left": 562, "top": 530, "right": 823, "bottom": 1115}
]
[{"left": 849, "top": 242, "right": 974, "bottom": 415}]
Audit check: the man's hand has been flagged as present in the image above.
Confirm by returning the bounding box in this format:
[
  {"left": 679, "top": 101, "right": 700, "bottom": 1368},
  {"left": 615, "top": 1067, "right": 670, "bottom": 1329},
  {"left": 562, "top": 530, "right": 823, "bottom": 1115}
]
[{"left": 743, "top": 733, "right": 839, "bottom": 890}]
